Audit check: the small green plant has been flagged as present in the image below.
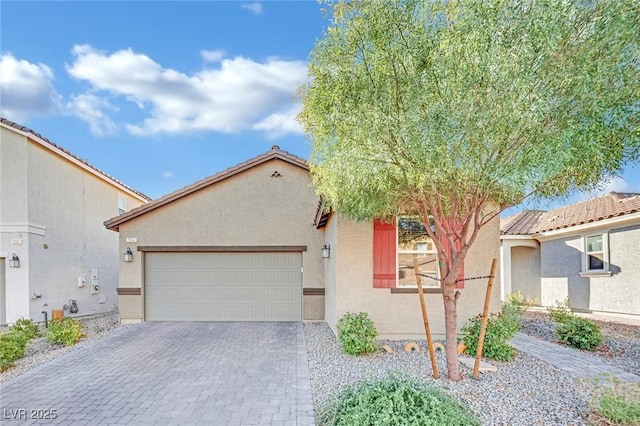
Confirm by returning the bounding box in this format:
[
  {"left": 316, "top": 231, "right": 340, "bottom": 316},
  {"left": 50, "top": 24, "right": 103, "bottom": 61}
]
[
  {"left": 316, "top": 375, "right": 480, "bottom": 425},
  {"left": 462, "top": 312, "right": 519, "bottom": 361},
  {"left": 336, "top": 312, "right": 378, "bottom": 356},
  {"left": 591, "top": 375, "right": 640, "bottom": 425},
  {"left": 547, "top": 298, "right": 575, "bottom": 324},
  {"left": 0, "top": 331, "right": 30, "bottom": 371},
  {"left": 45, "top": 318, "right": 86, "bottom": 346},
  {"left": 556, "top": 316, "right": 603, "bottom": 350},
  {"left": 10, "top": 318, "right": 41, "bottom": 339}
]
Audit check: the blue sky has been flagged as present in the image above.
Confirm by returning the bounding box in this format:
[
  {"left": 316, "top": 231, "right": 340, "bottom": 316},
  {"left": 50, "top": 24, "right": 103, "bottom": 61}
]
[{"left": 1, "top": 0, "right": 638, "bottom": 214}]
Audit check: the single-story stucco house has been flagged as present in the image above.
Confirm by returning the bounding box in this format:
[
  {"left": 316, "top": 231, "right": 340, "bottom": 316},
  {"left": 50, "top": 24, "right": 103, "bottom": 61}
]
[
  {"left": 0, "top": 118, "right": 150, "bottom": 325},
  {"left": 105, "top": 146, "right": 500, "bottom": 338},
  {"left": 501, "top": 192, "right": 640, "bottom": 321}
]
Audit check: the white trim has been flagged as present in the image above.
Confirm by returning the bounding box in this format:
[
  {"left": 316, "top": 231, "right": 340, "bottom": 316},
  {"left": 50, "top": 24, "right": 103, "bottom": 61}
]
[
  {"left": 1, "top": 121, "right": 149, "bottom": 203},
  {"left": 0, "top": 222, "right": 46, "bottom": 236},
  {"left": 579, "top": 271, "right": 613, "bottom": 278},
  {"left": 536, "top": 211, "right": 640, "bottom": 241},
  {"left": 500, "top": 234, "right": 537, "bottom": 240},
  {"left": 582, "top": 232, "right": 610, "bottom": 274}
]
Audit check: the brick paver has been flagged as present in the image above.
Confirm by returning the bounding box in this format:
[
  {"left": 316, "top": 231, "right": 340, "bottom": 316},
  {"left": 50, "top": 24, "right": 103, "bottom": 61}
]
[
  {"left": 511, "top": 332, "right": 640, "bottom": 383},
  {"left": 1, "top": 322, "right": 315, "bottom": 425}
]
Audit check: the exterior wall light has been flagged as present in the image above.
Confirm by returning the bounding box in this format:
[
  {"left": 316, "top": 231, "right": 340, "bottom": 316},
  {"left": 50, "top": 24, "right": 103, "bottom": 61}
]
[
  {"left": 321, "top": 244, "right": 331, "bottom": 259},
  {"left": 123, "top": 247, "right": 133, "bottom": 262},
  {"left": 9, "top": 253, "right": 20, "bottom": 268}
]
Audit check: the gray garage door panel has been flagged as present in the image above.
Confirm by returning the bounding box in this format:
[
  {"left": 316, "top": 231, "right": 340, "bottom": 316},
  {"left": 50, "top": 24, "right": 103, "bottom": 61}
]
[{"left": 145, "top": 252, "right": 302, "bottom": 321}]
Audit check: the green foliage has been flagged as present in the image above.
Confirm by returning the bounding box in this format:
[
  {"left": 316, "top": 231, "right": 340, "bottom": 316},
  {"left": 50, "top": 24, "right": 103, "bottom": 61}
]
[
  {"left": 556, "top": 316, "right": 603, "bottom": 351},
  {"left": 502, "top": 291, "right": 532, "bottom": 325},
  {"left": 462, "top": 312, "right": 519, "bottom": 362},
  {"left": 10, "top": 318, "right": 41, "bottom": 339},
  {"left": 591, "top": 376, "right": 640, "bottom": 425},
  {"left": 547, "top": 298, "right": 575, "bottom": 324},
  {"left": 0, "top": 331, "right": 30, "bottom": 372},
  {"left": 316, "top": 375, "right": 480, "bottom": 426},
  {"left": 336, "top": 312, "right": 379, "bottom": 355},
  {"left": 300, "top": 0, "right": 639, "bottom": 223},
  {"left": 45, "top": 318, "right": 86, "bottom": 346},
  {"left": 300, "top": 0, "right": 639, "bottom": 380}
]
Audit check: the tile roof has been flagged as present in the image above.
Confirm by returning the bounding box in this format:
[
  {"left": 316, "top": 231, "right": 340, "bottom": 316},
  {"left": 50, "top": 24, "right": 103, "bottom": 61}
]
[
  {"left": 501, "top": 192, "right": 640, "bottom": 236},
  {"left": 1, "top": 117, "right": 151, "bottom": 202},
  {"left": 105, "top": 145, "right": 310, "bottom": 231}
]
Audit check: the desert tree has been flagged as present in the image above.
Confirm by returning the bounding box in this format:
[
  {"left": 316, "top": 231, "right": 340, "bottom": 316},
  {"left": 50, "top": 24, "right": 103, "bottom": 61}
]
[{"left": 298, "top": 0, "right": 639, "bottom": 380}]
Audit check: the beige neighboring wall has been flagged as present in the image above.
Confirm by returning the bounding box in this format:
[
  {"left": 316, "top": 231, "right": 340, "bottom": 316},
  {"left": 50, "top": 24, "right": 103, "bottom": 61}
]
[
  {"left": 113, "top": 159, "right": 325, "bottom": 321},
  {"left": 0, "top": 123, "right": 148, "bottom": 324},
  {"left": 328, "top": 214, "right": 501, "bottom": 340}
]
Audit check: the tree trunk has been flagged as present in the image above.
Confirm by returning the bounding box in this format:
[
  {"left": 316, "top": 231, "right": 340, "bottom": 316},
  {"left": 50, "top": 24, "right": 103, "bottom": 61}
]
[{"left": 443, "top": 283, "right": 461, "bottom": 381}]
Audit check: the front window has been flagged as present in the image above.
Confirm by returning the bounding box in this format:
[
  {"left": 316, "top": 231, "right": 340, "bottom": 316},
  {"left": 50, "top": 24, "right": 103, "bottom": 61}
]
[
  {"left": 118, "top": 196, "right": 127, "bottom": 215},
  {"left": 585, "top": 234, "right": 605, "bottom": 271},
  {"left": 397, "top": 216, "right": 439, "bottom": 288}
]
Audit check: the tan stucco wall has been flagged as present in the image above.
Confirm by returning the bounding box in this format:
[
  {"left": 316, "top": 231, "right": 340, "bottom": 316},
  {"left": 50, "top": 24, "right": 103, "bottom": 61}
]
[
  {"left": 329, "top": 214, "right": 501, "bottom": 340},
  {"left": 323, "top": 214, "right": 339, "bottom": 328},
  {"left": 115, "top": 159, "right": 325, "bottom": 321},
  {"left": 0, "top": 127, "right": 146, "bottom": 324}
]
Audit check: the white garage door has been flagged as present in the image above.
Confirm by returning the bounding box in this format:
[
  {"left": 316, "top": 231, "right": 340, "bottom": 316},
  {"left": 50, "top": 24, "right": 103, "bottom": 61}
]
[{"left": 145, "top": 252, "right": 302, "bottom": 321}]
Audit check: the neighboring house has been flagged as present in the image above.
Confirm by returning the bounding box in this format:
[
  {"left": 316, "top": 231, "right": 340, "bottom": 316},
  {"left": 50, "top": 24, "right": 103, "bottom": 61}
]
[
  {"left": 0, "top": 118, "right": 150, "bottom": 325},
  {"left": 105, "top": 146, "right": 500, "bottom": 338},
  {"left": 501, "top": 192, "right": 640, "bottom": 320}
]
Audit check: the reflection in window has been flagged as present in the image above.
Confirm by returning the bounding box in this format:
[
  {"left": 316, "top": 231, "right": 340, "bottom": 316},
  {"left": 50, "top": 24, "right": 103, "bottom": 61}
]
[
  {"left": 586, "top": 234, "right": 605, "bottom": 271},
  {"left": 397, "top": 216, "right": 439, "bottom": 287}
]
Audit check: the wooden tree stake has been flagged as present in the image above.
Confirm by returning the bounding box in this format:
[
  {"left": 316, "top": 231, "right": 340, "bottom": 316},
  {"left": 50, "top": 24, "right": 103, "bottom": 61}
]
[
  {"left": 473, "top": 258, "right": 499, "bottom": 379},
  {"left": 413, "top": 257, "right": 440, "bottom": 379}
]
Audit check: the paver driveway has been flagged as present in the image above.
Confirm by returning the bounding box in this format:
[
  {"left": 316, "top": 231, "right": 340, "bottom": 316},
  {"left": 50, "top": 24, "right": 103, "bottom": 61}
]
[{"left": 1, "top": 322, "right": 315, "bottom": 425}]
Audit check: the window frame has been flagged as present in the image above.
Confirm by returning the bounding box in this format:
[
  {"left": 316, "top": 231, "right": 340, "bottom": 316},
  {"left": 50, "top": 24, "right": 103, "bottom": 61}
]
[
  {"left": 396, "top": 215, "right": 441, "bottom": 289},
  {"left": 580, "top": 232, "right": 611, "bottom": 277},
  {"left": 118, "top": 195, "right": 127, "bottom": 215}
]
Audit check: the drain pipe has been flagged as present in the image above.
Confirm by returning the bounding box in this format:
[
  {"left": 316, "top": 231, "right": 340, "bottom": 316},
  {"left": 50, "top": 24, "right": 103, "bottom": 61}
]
[{"left": 42, "top": 310, "right": 48, "bottom": 328}]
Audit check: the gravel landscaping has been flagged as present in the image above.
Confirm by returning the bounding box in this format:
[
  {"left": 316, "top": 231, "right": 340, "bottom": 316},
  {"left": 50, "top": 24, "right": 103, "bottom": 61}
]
[{"left": 305, "top": 312, "right": 640, "bottom": 426}]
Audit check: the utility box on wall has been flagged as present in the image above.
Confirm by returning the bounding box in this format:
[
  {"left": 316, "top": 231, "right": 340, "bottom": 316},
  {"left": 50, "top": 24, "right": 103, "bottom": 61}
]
[{"left": 90, "top": 267, "right": 99, "bottom": 294}]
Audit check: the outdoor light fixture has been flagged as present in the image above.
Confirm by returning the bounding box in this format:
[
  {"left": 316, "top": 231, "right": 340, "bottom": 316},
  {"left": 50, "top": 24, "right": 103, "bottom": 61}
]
[
  {"left": 9, "top": 253, "right": 20, "bottom": 268},
  {"left": 123, "top": 247, "right": 133, "bottom": 262},
  {"left": 321, "top": 244, "right": 331, "bottom": 259}
]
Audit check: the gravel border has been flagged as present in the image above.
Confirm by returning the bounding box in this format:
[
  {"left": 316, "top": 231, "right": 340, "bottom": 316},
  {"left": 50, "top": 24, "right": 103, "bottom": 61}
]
[{"left": 0, "top": 314, "right": 130, "bottom": 383}]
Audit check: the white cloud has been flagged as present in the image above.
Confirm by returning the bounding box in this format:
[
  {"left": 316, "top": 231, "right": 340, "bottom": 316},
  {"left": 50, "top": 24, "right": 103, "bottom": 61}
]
[
  {"left": 241, "top": 2, "right": 263, "bottom": 15},
  {"left": 201, "top": 50, "right": 225, "bottom": 63},
  {"left": 596, "top": 177, "right": 636, "bottom": 194},
  {"left": 67, "top": 93, "right": 118, "bottom": 136},
  {"left": 0, "top": 53, "right": 62, "bottom": 121},
  {"left": 252, "top": 104, "right": 303, "bottom": 139},
  {"left": 162, "top": 171, "right": 173, "bottom": 178},
  {"left": 66, "top": 45, "right": 307, "bottom": 138}
]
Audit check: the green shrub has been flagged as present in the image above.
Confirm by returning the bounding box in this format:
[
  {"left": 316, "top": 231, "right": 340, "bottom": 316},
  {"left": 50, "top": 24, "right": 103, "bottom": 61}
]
[
  {"left": 316, "top": 375, "right": 480, "bottom": 426},
  {"left": 10, "top": 317, "right": 41, "bottom": 339},
  {"left": 547, "top": 298, "right": 575, "bottom": 324},
  {"left": 0, "top": 331, "right": 30, "bottom": 371},
  {"left": 591, "top": 376, "right": 640, "bottom": 425},
  {"left": 556, "top": 316, "right": 603, "bottom": 350},
  {"left": 336, "top": 312, "right": 378, "bottom": 356},
  {"left": 462, "top": 312, "right": 519, "bottom": 361},
  {"left": 45, "top": 318, "right": 86, "bottom": 346}
]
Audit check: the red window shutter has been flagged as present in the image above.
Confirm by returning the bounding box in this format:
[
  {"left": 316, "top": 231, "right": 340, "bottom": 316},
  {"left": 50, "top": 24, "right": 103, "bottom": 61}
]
[
  {"left": 439, "top": 222, "right": 465, "bottom": 289},
  {"left": 373, "top": 219, "right": 396, "bottom": 288}
]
